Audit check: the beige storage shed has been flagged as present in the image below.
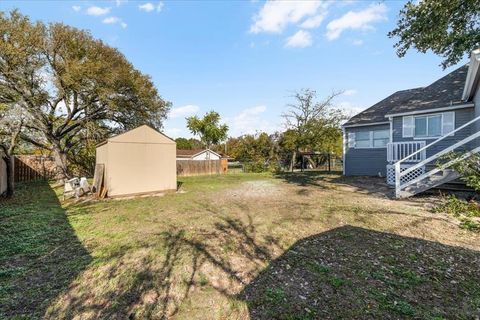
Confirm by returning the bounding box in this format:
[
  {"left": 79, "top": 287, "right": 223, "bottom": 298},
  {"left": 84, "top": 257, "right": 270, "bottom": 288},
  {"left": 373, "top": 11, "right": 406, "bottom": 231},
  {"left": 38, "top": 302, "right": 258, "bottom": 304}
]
[{"left": 96, "top": 125, "right": 177, "bottom": 197}]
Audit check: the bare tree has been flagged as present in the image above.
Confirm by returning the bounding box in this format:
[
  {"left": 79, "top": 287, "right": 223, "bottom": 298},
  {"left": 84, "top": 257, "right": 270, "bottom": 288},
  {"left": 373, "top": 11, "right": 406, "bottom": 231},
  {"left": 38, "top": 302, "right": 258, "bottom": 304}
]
[{"left": 282, "top": 89, "right": 345, "bottom": 171}]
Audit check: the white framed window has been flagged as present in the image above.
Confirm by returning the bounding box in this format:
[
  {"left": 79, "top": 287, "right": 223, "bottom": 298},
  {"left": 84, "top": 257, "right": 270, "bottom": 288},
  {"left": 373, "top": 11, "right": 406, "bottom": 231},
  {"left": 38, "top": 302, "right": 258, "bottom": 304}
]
[
  {"left": 402, "top": 112, "right": 455, "bottom": 138},
  {"left": 414, "top": 114, "right": 441, "bottom": 138},
  {"left": 373, "top": 130, "right": 389, "bottom": 147},
  {"left": 353, "top": 129, "right": 389, "bottom": 148},
  {"left": 355, "top": 131, "right": 371, "bottom": 148}
]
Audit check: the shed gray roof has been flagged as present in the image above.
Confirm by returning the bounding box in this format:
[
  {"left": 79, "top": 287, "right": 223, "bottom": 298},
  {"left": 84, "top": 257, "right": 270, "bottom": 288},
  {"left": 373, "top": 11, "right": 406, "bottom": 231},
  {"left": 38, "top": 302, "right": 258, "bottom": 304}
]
[{"left": 343, "top": 64, "right": 469, "bottom": 127}]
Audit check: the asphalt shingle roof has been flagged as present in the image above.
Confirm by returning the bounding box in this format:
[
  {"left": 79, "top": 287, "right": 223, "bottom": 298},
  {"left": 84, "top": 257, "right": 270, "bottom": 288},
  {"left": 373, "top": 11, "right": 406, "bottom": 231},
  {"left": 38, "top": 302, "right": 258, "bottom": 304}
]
[
  {"left": 176, "top": 149, "right": 206, "bottom": 157},
  {"left": 343, "top": 65, "right": 469, "bottom": 127},
  {"left": 343, "top": 88, "right": 423, "bottom": 126}
]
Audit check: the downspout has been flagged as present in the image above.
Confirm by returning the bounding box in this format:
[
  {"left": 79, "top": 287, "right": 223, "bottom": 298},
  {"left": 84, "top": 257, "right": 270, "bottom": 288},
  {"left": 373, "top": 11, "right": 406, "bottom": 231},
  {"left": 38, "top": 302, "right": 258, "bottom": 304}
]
[
  {"left": 389, "top": 117, "right": 393, "bottom": 144},
  {"left": 388, "top": 117, "right": 393, "bottom": 168}
]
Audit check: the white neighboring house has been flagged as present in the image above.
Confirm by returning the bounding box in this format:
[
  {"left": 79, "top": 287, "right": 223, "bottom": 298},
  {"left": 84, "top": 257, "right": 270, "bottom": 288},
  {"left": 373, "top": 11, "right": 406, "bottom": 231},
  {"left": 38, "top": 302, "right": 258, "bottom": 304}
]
[{"left": 176, "top": 149, "right": 222, "bottom": 161}]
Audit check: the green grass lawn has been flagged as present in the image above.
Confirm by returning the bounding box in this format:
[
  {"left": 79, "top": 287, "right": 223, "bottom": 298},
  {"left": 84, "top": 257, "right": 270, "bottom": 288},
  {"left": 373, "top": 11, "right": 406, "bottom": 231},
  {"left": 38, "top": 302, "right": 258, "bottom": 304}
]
[{"left": 1, "top": 172, "right": 480, "bottom": 319}]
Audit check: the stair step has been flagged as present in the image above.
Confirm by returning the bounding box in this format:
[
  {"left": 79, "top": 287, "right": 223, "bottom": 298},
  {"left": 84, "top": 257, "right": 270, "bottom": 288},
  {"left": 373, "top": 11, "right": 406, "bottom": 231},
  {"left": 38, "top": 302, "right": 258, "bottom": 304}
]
[
  {"left": 432, "top": 183, "right": 476, "bottom": 192},
  {"left": 400, "top": 169, "right": 460, "bottom": 198}
]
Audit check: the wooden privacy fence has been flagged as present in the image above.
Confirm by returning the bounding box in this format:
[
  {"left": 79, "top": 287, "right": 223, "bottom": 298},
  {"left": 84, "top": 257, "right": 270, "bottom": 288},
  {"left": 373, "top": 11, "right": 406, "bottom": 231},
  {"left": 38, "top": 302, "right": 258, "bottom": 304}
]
[
  {"left": 14, "top": 155, "right": 57, "bottom": 183},
  {"left": 0, "top": 155, "right": 7, "bottom": 194},
  {"left": 177, "top": 159, "right": 228, "bottom": 177}
]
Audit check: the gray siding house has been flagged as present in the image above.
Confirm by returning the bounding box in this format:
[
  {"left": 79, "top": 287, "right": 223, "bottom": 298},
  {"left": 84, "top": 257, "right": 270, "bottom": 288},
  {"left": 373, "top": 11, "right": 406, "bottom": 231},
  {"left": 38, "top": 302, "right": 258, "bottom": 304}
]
[{"left": 342, "top": 49, "right": 480, "bottom": 198}]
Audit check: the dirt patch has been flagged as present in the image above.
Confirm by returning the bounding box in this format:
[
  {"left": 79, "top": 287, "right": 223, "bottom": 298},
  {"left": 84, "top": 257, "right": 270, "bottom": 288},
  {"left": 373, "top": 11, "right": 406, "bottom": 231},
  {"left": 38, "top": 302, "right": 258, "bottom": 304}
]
[
  {"left": 333, "top": 176, "right": 394, "bottom": 198},
  {"left": 224, "top": 180, "right": 283, "bottom": 199}
]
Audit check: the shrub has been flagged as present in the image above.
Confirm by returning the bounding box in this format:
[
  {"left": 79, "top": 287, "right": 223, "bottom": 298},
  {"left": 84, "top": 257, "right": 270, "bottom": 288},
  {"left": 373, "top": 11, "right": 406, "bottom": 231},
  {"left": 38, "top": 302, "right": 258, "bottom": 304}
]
[
  {"left": 243, "top": 161, "right": 266, "bottom": 173},
  {"left": 434, "top": 195, "right": 480, "bottom": 231},
  {"left": 442, "top": 153, "right": 480, "bottom": 192},
  {"left": 434, "top": 195, "right": 480, "bottom": 218}
]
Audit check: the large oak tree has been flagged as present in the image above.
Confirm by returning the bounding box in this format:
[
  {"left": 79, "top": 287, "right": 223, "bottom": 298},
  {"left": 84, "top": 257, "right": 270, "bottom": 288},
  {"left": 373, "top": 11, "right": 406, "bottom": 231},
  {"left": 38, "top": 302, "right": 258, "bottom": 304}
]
[{"left": 0, "top": 10, "right": 171, "bottom": 179}]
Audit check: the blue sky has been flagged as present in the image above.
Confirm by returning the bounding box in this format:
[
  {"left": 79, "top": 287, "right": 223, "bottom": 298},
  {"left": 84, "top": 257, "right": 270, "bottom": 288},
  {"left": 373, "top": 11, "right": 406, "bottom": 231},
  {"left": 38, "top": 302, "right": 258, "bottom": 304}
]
[{"left": 0, "top": 0, "right": 466, "bottom": 138}]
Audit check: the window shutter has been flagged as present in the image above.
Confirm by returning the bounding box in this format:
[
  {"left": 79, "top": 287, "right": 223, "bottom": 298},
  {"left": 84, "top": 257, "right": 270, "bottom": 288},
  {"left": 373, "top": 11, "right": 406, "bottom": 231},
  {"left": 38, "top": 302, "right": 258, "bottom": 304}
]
[
  {"left": 442, "top": 112, "right": 455, "bottom": 136},
  {"left": 348, "top": 132, "right": 356, "bottom": 148},
  {"left": 403, "top": 116, "right": 414, "bottom": 137}
]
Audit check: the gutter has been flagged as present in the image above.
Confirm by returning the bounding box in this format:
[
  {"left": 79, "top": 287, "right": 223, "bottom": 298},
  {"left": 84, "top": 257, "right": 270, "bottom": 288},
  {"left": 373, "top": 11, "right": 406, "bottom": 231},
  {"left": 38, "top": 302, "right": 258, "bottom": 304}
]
[
  {"left": 462, "top": 49, "right": 480, "bottom": 101},
  {"left": 342, "top": 121, "right": 390, "bottom": 128}
]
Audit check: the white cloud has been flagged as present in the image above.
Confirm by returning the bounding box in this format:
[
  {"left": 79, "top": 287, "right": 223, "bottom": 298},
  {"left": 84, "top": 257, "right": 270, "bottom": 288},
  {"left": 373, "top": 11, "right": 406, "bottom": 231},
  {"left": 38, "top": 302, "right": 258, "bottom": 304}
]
[
  {"left": 343, "top": 89, "right": 357, "bottom": 96},
  {"left": 250, "top": 0, "right": 327, "bottom": 34},
  {"left": 230, "top": 105, "right": 277, "bottom": 136},
  {"left": 139, "top": 2, "right": 163, "bottom": 12},
  {"left": 139, "top": 3, "right": 155, "bottom": 12},
  {"left": 352, "top": 39, "right": 364, "bottom": 45},
  {"left": 300, "top": 12, "right": 326, "bottom": 29},
  {"left": 72, "top": 5, "right": 81, "bottom": 12},
  {"left": 102, "top": 17, "right": 128, "bottom": 28},
  {"left": 337, "top": 0, "right": 357, "bottom": 7},
  {"left": 169, "top": 105, "right": 200, "bottom": 119},
  {"left": 86, "top": 6, "right": 111, "bottom": 16},
  {"left": 156, "top": 2, "right": 164, "bottom": 12},
  {"left": 326, "top": 3, "right": 387, "bottom": 40},
  {"left": 164, "top": 127, "right": 182, "bottom": 138},
  {"left": 285, "top": 30, "right": 312, "bottom": 48},
  {"left": 103, "top": 17, "right": 120, "bottom": 24},
  {"left": 116, "top": 0, "right": 127, "bottom": 6},
  {"left": 337, "top": 101, "right": 365, "bottom": 117}
]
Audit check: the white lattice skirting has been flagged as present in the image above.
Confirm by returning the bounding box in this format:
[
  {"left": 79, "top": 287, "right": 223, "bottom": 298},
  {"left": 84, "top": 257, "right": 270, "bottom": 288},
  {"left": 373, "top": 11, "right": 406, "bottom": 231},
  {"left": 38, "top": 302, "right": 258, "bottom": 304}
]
[{"left": 386, "top": 164, "right": 426, "bottom": 186}]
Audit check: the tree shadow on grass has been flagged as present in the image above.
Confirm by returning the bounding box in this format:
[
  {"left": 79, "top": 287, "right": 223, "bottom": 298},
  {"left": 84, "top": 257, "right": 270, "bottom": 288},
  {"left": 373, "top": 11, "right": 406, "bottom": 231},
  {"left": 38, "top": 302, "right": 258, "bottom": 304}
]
[
  {"left": 239, "top": 225, "right": 480, "bottom": 319},
  {"left": 43, "top": 213, "right": 281, "bottom": 319},
  {"left": 0, "top": 181, "right": 92, "bottom": 319}
]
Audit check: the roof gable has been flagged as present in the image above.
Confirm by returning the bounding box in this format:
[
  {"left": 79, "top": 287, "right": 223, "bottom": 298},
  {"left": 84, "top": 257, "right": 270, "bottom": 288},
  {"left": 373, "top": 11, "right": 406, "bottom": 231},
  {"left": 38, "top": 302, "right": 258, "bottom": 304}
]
[{"left": 108, "top": 125, "right": 175, "bottom": 144}]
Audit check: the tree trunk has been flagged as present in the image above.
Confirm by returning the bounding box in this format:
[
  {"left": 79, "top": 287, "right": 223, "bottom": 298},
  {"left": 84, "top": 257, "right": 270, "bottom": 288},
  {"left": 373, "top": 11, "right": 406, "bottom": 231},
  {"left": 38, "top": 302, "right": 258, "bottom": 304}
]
[
  {"left": 305, "top": 155, "right": 316, "bottom": 169},
  {"left": 2, "top": 155, "right": 14, "bottom": 198},
  {"left": 52, "top": 145, "right": 70, "bottom": 181},
  {"left": 289, "top": 150, "right": 297, "bottom": 172}
]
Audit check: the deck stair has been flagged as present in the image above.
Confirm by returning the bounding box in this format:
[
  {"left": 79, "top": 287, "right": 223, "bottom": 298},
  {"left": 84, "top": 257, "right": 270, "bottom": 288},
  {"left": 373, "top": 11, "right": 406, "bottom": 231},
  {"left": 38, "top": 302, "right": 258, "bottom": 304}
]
[
  {"left": 394, "top": 115, "right": 480, "bottom": 198},
  {"left": 431, "top": 181, "right": 477, "bottom": 193},
  {"left": 398, "top": 169, "right": 460, "bottom": 198}
]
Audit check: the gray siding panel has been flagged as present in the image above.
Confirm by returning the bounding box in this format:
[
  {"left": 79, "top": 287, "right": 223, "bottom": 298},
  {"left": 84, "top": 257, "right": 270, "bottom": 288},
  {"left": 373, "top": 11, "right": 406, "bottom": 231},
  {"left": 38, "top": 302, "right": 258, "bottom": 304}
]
[
  {"left": 344, "top": 124, "right": 389, "bottom": 176},
  {"left": 392, "top": 108, "right": 475, "bottom": 158}
]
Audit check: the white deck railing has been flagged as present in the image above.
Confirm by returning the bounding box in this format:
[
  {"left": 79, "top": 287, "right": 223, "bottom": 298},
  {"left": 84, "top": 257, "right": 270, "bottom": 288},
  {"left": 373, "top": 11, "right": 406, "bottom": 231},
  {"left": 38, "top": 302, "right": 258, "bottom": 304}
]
[{"left": 387, "top": 141, "right": 426, "bottom": 163}]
